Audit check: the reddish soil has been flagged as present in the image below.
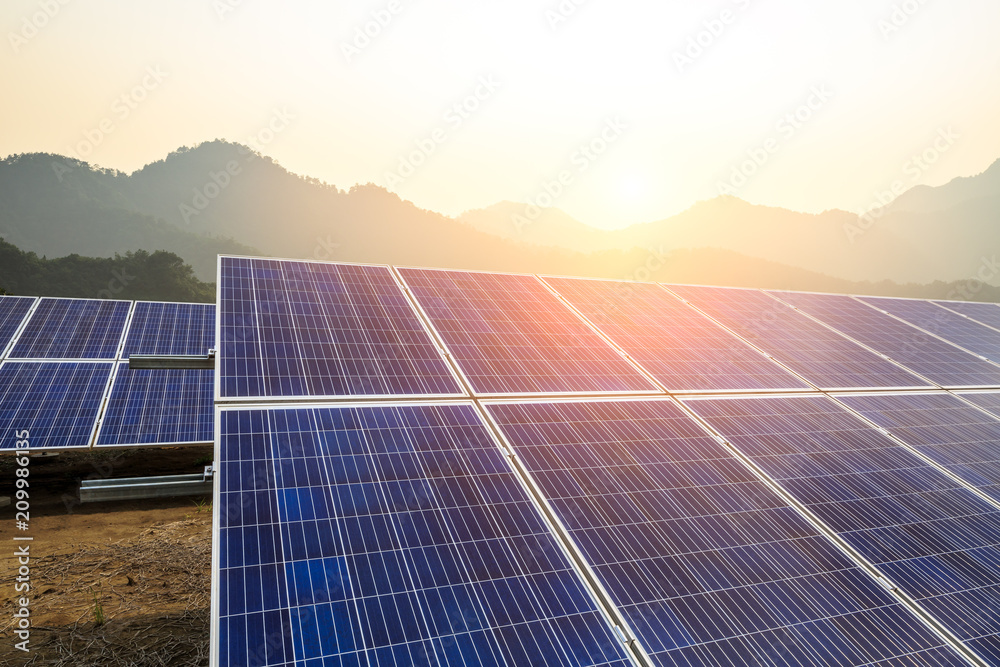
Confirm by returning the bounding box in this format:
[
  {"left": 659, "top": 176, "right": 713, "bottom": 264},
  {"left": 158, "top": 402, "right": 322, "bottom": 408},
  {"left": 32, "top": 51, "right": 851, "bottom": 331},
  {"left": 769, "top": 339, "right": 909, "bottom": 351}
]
[{"left": 0, "top": 446, "right": 214, "bottom": 666}]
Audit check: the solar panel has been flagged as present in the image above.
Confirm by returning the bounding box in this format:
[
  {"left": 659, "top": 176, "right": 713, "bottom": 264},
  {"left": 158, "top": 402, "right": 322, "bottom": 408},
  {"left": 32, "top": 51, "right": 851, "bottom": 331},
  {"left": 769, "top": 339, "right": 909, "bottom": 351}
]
[
  {"left": 397, "top": 268, "right": 658, "bottom": 396},
  {"left": 934, "top": 301, "right": 1000, "bottom": 332},
  {"left": 0, "top": 296, "right": 37, "bottom": 358},
  {"left": 95, "top": 362, "right": 213, "bottom": 447},
  {"left": 8, "top": 298, "right": 131, "bottom": 360},
  {"left": 123, "top": 301, "right": 215, "bottom": 357},
  {"left": 667, "top": 285, "right": 930, "bottom": 390},
  {"left": 217, "top": 257, "right": 463, "bottom": 400},
  {"left": 685, "top": 394, "right": 1000, "bottom": 663},
  {"left": 0, "top": 361, "right": 113, "bottom": 450},
  {"left": 859, "top": 296, "right": 1000, "bottom": 365},
  {"left": 541, "top": 276, "right": 810, "bottom": 393},
  {"left": 771, "top": 290, "right": 1000, "bottom": 388},
  {"left": 956, "top": 391, "right": 1000, "bottom": 421},
  {"left": 485, "top": 398, "right": 965, "bottom": 666},
  {"left": 214, "top": 403, "right": 636, "bottom": 667},
  {"left": 837, "top": 392, "right": 1000, "bottom": 506}
]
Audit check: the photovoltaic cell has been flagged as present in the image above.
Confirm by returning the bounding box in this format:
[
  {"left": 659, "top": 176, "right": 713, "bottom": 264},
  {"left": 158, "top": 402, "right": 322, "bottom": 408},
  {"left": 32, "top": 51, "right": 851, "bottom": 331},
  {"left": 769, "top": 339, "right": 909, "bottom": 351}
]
[
  {"left": 667, "top": 285, "right": 929, "bottom": 390},
  {"left": 0, "top": 361, "right": 113, "bottom": 450},
  {"left": 398, "top": 268, "right": 657, "bottom": 395},
  {"left": 486, "top": 398, "right": 965, "bottom": 667},
  {"left": 218, "top": 258, "right": 462, "bottom": 399},
  {"left": 771, "top": 290, "right": 1000, "bottom": 388},
  {"left": 0, "top": 296, "right": 36, "bottom": 358},
  {"left": 685, "top": 394, "right": 1000, "bottom": 663},
  {"left": 935, "top": 301, "right": 1000, "bottom": 332},
  {"left": 542, "top": 276, "right": 810, "bottom": 392},
  {"left": 216, "top": 403, "right": 634, "bottom": 667},
  {"left": 859, "top": 296, "right": 1000, "bottom": 365},
  {"left": 957, "top": 392, "right": 1000, "bottom": 421},
  {"left": 837, "top": 392, "right": 1000, "bottom": 506},
  {"left": 8, "top": 298, "right": 131, "bottom": 360},
  {"left": 96, "top": 363, "right": 213, "bottom": 447},
  {"left": 123, "top": 301, "right": 215, "bottom": 357}
]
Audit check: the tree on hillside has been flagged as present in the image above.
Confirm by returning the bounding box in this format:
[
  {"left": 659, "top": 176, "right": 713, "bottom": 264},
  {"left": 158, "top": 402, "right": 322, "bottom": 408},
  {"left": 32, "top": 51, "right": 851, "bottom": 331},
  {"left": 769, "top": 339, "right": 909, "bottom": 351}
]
[{"left": 0, "top": 237, "right": 214, "bottom": 302}]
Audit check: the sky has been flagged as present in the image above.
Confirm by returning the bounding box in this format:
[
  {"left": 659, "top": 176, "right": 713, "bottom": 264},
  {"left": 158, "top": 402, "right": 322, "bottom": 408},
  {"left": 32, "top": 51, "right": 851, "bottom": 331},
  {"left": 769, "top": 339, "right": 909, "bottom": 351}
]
[{"left": 2, "top": 0, "right": 999, "bottom": 230}]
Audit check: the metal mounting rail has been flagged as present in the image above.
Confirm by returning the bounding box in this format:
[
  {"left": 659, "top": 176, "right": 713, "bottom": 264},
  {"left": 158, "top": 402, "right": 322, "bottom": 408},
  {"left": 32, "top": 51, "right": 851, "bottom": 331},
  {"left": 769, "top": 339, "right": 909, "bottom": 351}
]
[
  {"left": 129, "top": 350, "right": 216, "bottom": 370},
  {"left": 79, "top": 473, "right": 213, "bottom": 503}
]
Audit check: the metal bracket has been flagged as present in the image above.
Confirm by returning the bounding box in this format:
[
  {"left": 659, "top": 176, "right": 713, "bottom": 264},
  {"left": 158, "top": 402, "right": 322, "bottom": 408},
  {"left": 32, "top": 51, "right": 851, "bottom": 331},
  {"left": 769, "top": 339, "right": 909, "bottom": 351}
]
[{"left": 130, "top": 351, "right": 216, "bottom": 369}]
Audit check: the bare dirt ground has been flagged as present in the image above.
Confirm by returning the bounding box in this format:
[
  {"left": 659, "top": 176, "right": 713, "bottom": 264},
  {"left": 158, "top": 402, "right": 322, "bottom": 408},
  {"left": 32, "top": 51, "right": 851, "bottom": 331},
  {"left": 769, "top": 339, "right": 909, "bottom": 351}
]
[{"left": 0, "top": 446, "right": 214, "bottom": 667}]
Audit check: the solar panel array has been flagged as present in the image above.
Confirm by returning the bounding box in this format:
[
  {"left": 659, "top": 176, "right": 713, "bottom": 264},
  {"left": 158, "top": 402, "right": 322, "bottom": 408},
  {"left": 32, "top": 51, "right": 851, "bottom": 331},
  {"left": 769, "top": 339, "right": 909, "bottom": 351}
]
[
  {"left": 835, "top": 392, "right": 1000, "bottom": 505},
  {"left": 213, "top": 257, "right": 1000, "bottom": 667},
  {"left": 684, "top": 395, "right": 1000, "bottom": 663},
  {"left": 859, "top": 296, "right": 1000, "bottom": 366},
  {"left": 124, "top": 301, "right": 215, "bottom": 357},
  {"left": 487, "top": 398, "right": 962, "bottom": 666},
  {"left": 542, "top": 276, "right": 809, "bottom": 393},
  {"left": 217, "top": 403, "right": 634, "bottom": 667},
  {"left": 96, "top": 365, "right": 214, "bottom": 448},
  {"left": 957, "top": 392, "right": 1000, "bottom": 420},
  {"left": 8, "top": 297, "right": 131, "bottom": 360},
  {"left": 0, "top": 295, "right": 37, "bottom": 357},
  {"left": 218, "top": 258, "right": 463, "bottom": 400},
  {"left": 771, "top": 291, "right": 1000, "bottom": 388},
  {"left": 0, "top": 299, "right": 215, "bottom": 450},
  {"left": 0, "top": 361, "right": 115, "bottom": 449},
  {"left": 667, "top": 284, "right": 931, "bottom": 390},
  {"left": 935, "top": 302, "right": 1000, "bottom": 332},
  {"left": 397, "top": 267, "right": 656, "bottom": 395}
]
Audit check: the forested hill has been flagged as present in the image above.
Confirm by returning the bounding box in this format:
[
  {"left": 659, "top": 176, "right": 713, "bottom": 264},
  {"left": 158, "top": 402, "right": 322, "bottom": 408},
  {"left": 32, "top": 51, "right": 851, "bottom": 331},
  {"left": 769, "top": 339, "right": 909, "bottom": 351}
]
[{"left": 0, "top": 238, "right": 213, "bottom": 302}]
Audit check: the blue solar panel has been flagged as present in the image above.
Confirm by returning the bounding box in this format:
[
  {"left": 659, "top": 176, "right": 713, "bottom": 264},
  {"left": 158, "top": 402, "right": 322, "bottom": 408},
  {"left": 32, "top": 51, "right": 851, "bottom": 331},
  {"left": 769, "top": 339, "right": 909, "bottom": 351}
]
[
  {"left": 95, "top": 362, "right": 213, "bottom": 447},
  {"left": 542, "top": 276, "right": 810, "bottom": 392},
  {"left": 486, "top": 398, "right": 966, "bottom": 667},
  {"left": 859, "top": 296, "right": 1000, "bottom": 365},
  {"left": 0, "top": 296, "right": 36, "bottom": 358},
  {"left": 771, "top": 291, "right": 1000, "bottom": 388},
  {"left": 123, "top": 301, "right": 215, "bottom": 357},
  {"left": 8, "top": 298, "right": 131, "bottom": 360},
  {"left": 685, "top": 394, "right": 1000, "bottom": 662},
  {"left": 216, "top": 403, "right": 636, "bottom": 667},
  {"left": 935, "top": 301, "right": 1000, "bottom": 332},
  {"left": 218, "top": 258, "right": 463, "bottom": 400},
  {"left": 398, "top": 268, "right": 658, "bottom": 395},
  {"left": 957, "top": 392, "right": 1000, "bottom": 421},
  {"left": 838, "top": 392, "right": 1000, "bottom": 506},
  {"left": 0, "top": 361, "right": 113, "bottom": 449},
  {"left": 667, "top": 285, "right": 930, "bottom": 390}
]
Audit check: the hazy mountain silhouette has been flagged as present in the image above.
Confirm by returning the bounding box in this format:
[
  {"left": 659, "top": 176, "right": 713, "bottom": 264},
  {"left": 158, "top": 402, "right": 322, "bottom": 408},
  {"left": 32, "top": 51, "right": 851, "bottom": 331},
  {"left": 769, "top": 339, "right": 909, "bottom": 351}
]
[
  {"left": 0, "top": 153, "right": 256, "bottom": 280},
  {"left": 886, "top": 159, "right": 1000, "bottom": 214},
  {"left": 1, "top": 142, "right": 997, "bottom": 299},
  {"left": 460, "top": 179, "right": 1000, "bottom": 286}
]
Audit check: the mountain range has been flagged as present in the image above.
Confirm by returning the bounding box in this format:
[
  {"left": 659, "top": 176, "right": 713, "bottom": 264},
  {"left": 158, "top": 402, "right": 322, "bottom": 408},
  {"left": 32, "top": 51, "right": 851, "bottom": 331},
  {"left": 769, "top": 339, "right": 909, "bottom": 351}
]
[
  {"left": 1, "top": 142, "right": 997, "bottom": 300},
  {"left": 459, "top": 158, "right": 1000, "bottom": 286}
]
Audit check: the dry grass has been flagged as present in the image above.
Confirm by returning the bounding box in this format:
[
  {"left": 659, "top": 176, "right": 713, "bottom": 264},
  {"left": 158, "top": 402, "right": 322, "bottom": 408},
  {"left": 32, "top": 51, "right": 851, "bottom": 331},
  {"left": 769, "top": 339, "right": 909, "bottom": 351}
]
[{"left": 1, "top": 517, "right": 211, "bottom": 667}]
